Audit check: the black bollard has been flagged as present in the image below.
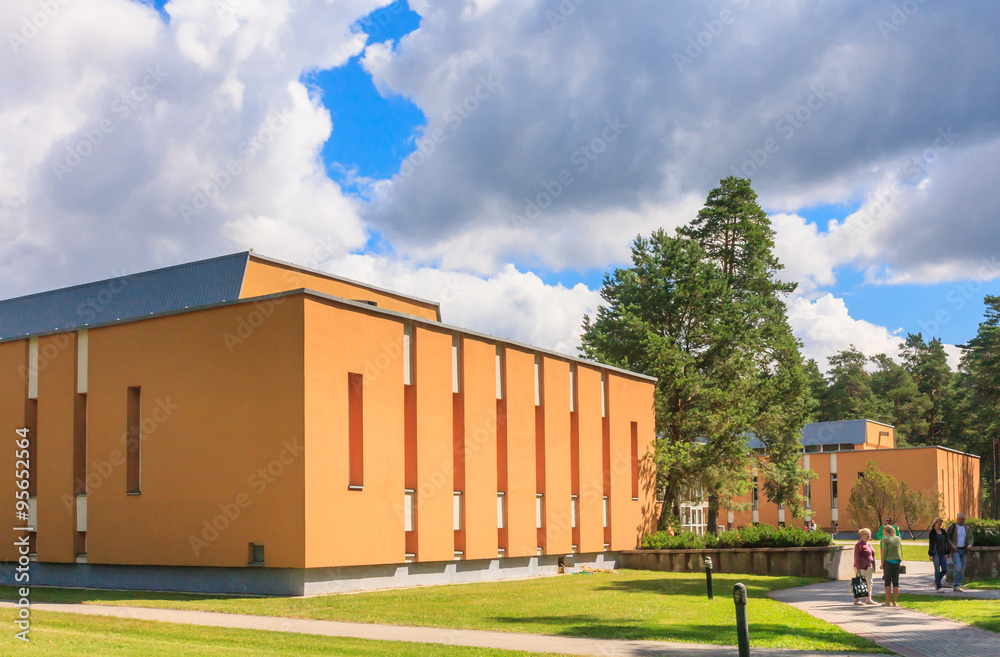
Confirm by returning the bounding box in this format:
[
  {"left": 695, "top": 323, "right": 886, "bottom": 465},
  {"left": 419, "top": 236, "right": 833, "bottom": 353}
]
[
  {"left": 733, "top": 583, "right": 750, "bottom": 657},
  {"left": 705, "top": 556, "right": 714, "bottom": 600}
]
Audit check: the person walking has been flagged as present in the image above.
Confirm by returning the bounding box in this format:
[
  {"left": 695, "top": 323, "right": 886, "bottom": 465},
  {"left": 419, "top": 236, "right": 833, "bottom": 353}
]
[
  {"left": 854, "top": 528, "right": 877, "bottom": 605},
  {"left": 880, "top": 524, "right": 903, "bottom": 606},
  {"left": 946, "top": 514, "right": 974, "bottom": 592},
  {"left": 928, "top": 516, "right": 949, "bottom": 592},
  {"left": 875, "top": 517, "right": 900, "bottom": 541}
]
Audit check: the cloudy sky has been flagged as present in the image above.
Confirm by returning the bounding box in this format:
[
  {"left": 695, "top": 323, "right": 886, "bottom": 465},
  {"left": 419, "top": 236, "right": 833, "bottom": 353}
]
[{"left": 2, "top": 0, "right": 998, "bottom": 369}]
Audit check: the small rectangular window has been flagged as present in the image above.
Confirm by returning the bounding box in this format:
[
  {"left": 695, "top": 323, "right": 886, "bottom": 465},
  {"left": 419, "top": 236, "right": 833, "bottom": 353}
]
[
  {"left": 77, "top": 330, "right": 89, "bottom": 394},
  {"left": 571, "top": 495, "right": 579, "bottom": 529},
  {"left": 28, "top": 337, "right": 39, "bottom": 400},
  {"left": 348, "top": 373, "right": 364, "bottom": 489},
  {"left": 602, "top": 496, "right": 609, "bottom": 528},
  {"left": 454, "top": 491, "right": 463, "bottom": 531},
  {"left": 248, "top": 543, "right": 264, "bottom": 566},
  {"left": 752, "top": 476, "right": 759, "bottom": 511},
  {"left": 804, "top": 481, "right": 812, "bottom": 509},
  {"left": 126, "top": 387, "right": 141, "bottom": 494},
  {"left": 497, "top": 492, "right": 506, "bottom": 529},
  {"left": 404, "top": 490, "right": 416, "bottom": 532},
  {"left": 536, "top": 493, "right": 544, "bottom": 529},
  {"left": 831, "top": 474, "right": 838, "bottom": 508}
]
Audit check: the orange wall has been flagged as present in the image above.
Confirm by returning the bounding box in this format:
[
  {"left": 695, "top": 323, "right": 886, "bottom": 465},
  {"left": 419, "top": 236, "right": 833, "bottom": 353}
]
[
  {"left": 936, "top": 448, "right": 980, "bottom": 521},
  {"left": 0, "top": 341, "right": 26, "bottom": 562},
  {"left": 576, "top": 365, "right": 605, "bottom": 553},
  {"left": 541, "top": 357, "right": 573, "bottom": 554},
  {"left": 242, "top": 257, "right": 440, "bottom": 321},
  {"left": 6, "top": 289, "right": 657, "bottom": 571},
  {"left": 303, "top": 300, "right": 406, "bottom": 568},
  {"left": 460, "top": 336, "right": 499, "bottom": 560},
  {"left": 863, "top": 423, "right": 895, "bottom": 450},
  {"left": 502, "top": 347, "right": 538, "bottom": 558},
  {"left": 606, "top": 374, "right": 656, "bottom": 549},
  {"left": 413, "top": 326, "right": 456, "bottom": 563},
  {"left": 35, "top": 334, "right": 77, "bottom": 563},
  {"left": 87, "top": 297, "right": 306, "bottom": 568}
]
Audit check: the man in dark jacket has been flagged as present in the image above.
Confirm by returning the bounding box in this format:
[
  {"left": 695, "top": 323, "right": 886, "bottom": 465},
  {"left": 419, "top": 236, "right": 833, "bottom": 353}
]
[{"left": 946, "top": 514, "right": 974, "bottom": 591}]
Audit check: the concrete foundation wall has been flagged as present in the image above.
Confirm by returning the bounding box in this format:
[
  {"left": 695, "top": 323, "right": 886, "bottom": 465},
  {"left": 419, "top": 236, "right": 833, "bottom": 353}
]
[
  {"left": 965, "top": 547, "right": 1000, "bottom": 580},
  {"left": 0, "top": 552, "right": 617, "bottom": 597},
  {"left": 619, "top": 545, "right": 854, "bottom": 580}
]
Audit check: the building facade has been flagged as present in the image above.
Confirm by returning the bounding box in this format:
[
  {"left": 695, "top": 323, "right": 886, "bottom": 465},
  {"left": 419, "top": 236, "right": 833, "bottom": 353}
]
[
  {"left": 0, "top": 253, "right": 658, "bottom": 595},
  {"left": 726, "top": 420, "right": 980, "bottom": 534}
]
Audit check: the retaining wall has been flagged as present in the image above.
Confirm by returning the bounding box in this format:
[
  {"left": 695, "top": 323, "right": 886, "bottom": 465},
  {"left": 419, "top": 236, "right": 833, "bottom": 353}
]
[{"left": 619, "top": 545, "right": 854, "bottom": 580}]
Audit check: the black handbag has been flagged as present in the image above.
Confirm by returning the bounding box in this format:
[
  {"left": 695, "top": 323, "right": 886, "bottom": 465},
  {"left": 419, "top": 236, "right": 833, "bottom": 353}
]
[{"left": 851, "top": 572, "right": 870, "bottom": 599}]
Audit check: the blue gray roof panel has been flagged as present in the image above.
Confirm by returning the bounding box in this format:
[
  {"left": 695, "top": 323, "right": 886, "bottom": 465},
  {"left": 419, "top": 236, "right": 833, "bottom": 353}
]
[
  {"left": 747, "top": 419, "right": 872, "bottom": 449},
  {"left": 0, "top": 253, "right": 249, "bottom": 341}
]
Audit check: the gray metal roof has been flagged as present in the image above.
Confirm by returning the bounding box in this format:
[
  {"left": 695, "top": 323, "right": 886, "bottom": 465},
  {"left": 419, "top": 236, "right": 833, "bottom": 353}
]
[
  {"left": 748, "top": 419, "right": 875, "bottom": 449},
  {"left": 0, "top": 253, "right": 249, "bottom": 341}
]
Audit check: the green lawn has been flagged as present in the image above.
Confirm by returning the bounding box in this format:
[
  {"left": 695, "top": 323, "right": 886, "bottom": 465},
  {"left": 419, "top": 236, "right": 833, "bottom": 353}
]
[
  {"left": 964, "top": 578, "right": 1000, "bottom": 590},
  {"left": 896, "top": 595, "right": 1000, "bottom": 634},
  {"left": 836, "top": 540, "right": 928, "bottom": 562},
  {"left": 0, "top": 609, "right": 555, "bottom": 657},
  {"left": 0, "top": 571, "right": 887, "bottom": 653}
]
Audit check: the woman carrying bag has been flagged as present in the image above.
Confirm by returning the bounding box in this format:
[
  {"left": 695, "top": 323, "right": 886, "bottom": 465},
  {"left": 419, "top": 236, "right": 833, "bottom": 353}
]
[{"left": 853, "top": 528, "right": 877, "bottom": 605}]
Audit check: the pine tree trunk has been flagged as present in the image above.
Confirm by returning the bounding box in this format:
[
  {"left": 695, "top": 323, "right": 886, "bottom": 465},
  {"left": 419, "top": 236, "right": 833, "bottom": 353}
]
[{"left": 707, "top": 494, "right": 720, "bottom": 535}]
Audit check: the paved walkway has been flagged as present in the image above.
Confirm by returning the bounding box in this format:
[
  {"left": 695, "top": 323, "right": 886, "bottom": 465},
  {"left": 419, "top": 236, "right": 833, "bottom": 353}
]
[
  {"left": 771, "top": 561, "right": 1000, "bottom": 657},
  {"left": 2, "top": 601, "right": 883, "bottom": 657}
]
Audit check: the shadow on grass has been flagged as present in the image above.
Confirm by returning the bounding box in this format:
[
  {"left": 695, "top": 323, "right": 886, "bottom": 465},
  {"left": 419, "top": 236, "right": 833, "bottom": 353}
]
[
  {"left": 594, "top": 575, "right": 813, "bottom": 597},
  {"left": 0, "top": 585, "right": 256, "bottom": 605},
  {"left": 489, "top": 614, "right": 869, "bottom": 647}
]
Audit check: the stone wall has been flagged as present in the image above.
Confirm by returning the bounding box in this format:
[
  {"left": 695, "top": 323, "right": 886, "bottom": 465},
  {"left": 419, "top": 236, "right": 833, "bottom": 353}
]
[{"left": 619, "top": 545, "right": 854, "bottom": 580}]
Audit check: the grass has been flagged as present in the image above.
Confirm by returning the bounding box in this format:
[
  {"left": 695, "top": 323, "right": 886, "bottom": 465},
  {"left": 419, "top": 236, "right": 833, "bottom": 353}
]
[
  {"left": 0, "top": 609, "right": 557, "bottom": 656},
  {"left": 0, "top": 571, "right": 887, "bottom": 653},
  {"left": 835, "top": 539, "right": 929, "bottom": 562},
  {"left": 895, "top": 595, "right": 1000, "bottom": 634},
  {"left": 963, "top": 578, "right": 1000, "bottom": 590}
]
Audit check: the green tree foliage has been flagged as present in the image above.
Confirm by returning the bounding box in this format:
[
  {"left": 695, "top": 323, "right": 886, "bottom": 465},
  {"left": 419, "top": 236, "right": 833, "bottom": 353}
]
[
  {"left": 955, "top": 296, "right": 1000, "bottom": 518},
  {"left": 870, "top": 353, "right": 929, "bottom": 445},
  {"left": 900, "top": 334, "right": 955, "bottom": 445},
  {"left": 846, "top": 461, "right": 901, "bottom": 532},
  {"left": 804, "top": 358, "right": 829, "bottom": 422},
  {"left": 581, "top": 177, "right": 811, "bottom": 528},
  {"left": 824, "top": 346, "right": 881, "bottom": 421}
]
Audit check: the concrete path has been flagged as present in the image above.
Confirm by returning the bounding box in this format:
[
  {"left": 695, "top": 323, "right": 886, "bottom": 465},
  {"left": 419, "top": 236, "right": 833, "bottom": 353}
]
[
  {"left": 896, "top": 560, "right": 1000, "bottom": 599},
  {"left": 771, "top": 562, "right": 1000, "bottom": 657},
  {"left": 1, "top": 601, "right": 884, "bottom": 657}
]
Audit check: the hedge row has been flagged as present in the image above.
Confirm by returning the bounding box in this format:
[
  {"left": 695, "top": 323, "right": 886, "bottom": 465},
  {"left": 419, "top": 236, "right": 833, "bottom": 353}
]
[
  {"left": 967, "top": 518, "right": 1000, "bottom": 547},
  {"left": 640, "top": 525, "right": 833, "bottom": 550}
]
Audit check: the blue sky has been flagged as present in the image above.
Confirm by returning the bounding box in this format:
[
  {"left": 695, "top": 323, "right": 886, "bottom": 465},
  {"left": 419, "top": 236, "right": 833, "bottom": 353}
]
[{"left": 5, "top": 0, "right": 1000, "bottom": 368}]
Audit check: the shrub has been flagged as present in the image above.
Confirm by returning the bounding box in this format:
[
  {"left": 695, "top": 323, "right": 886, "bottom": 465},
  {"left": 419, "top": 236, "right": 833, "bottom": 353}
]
[
  {"left": 967, "top": 518, "right": 1000, "bottom": 547},
  {"left": 639, "top": 525, "right": 833, "bottom": 550}
]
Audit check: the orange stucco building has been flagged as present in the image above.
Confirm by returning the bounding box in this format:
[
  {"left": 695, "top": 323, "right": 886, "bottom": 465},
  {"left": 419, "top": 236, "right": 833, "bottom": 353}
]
[
  {"left": 720, "top": 420, "right": 980, "bottom": 534},
  {"left": 0, "top": 253, "right": 657, "bottom": 595}
]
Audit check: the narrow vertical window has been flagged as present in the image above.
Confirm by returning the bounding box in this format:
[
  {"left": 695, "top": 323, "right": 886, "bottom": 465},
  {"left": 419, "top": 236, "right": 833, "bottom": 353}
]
[
  {"left": 402, "top": 324, "right": 413, "bottom": 386},
  {"left": 804, "top": 481, "right": 812, "bottom": 509},
  {"left": 600, "top": 370, "right": 607, "bottom": 417},
  {"left": 602, "top": 496, "right": 609, "bottom": 528},
  {"left": 126, "top": 387, "right": 141, "bottom": 494},
  {"left": 569, "top": 363, "right": 576, "bottom": 412},
  {"left": 453, "top": 491, "right": 463, "bottom": 531},
  {"left": 535, "top": 494, "right": 544, "bottom": 529},
  {"left": 495, "top": 345, "right": 504, "bottom": 400},
  {"left": 28, "top": 337, "right": 39, "bottom": 400},
  {"left": 831, "top": 474, "right": 838, "bottom": 508},
  {"left": 348, "top": 373, "right": 364, "bottom": 489},
  {"left": 751, "top": 476, "right": 759, "bottom": 510},
  {"left": 452, "top": 335, "right": 461, "bottom": 394},
  {"left": 571, "top": 495, "right": 579, "bottom": 529},
  {"left": 497, "top": 492, "right": 506, "bottom": 529},
  {"left": 77, "top": 330, "right": 89, "bottom": 394},
  {"left": 533, "top": 354, "right": 541, "bottom": 406},
  {"left": 630, "top": 421, "right": 639, "bottom": 500},
  {"left": 404, "top": 490, "right": 416, "bottom": 532}
]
